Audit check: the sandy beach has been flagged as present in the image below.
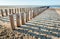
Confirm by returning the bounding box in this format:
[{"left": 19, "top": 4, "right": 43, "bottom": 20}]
[{"left": 0, "top": 8, "right": 60, "bottom": 39}]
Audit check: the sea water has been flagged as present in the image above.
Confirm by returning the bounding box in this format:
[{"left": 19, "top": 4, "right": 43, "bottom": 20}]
[{"left": 49, "top": 6, "right": 60, "bottom": 8}]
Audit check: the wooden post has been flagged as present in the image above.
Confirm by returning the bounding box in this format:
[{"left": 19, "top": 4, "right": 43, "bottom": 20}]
[
  {"left": 37, "top": 9, "right": 39, "bottom": 16},
  {"left": 12, "top": 8, "right": 15, "bottom": 14},
  {"left": 21, "top": 13, "right": 26, "bottom": 25},
  {"left": 26, "top": 11, "right": 31, "bottom": 22},
  {"left": 29, "top": 11, "right": 31, "bottom": 20},
  {"left": 33, "top": 8, "right": 37, "bottom": 17},
  {"left": 11, "top": 9, "right": 14, "bottom": 14},
  {"left": 15, "top": 8, "right": 16, "bottom": 13},
  {"left": 7, "top": 8, "right": 9, "bottom": 16},
  {"left": 36, "top": 9, "right": 39, "bottom": 16},
  {"left": 31, "top": 10, "right": 34, "bottom": 18},
  {"left": 22, "top": 8, "right": 25, "bottom": 12},
  {"left": 21, "top": 8, "right": 23, "bottom": 12},
  {"left": 16, "top": 13, "right": 21, "bottom": 27},
  {"left": 19, "top": 8, "right": 20, "bottom": 13},
  {"left": 33, "top": 10, "right": 36, "bottom": 18},
  {"left": 15, "top": 8, "right": 19, "bottom": 13},
  {"left": 9, "top": 9, "right": 11, "bottom": 14},
  {"left": 20, "top": 8, "right": 21, "bottom": 12},
  {"left": 21, "top": 8, "right": 22, "bottom": 12},
  {"left": 20, "top": 8, "right": 22, "bottom": 12},
  {"left": 5, "top": 9, "right": 8, "bottom": 16},
  {"left": 1, "top": 9, "right": 4, "bottom": 17},
  {"left": 25, "top": 8, "right": 27, "bottom": 13},
  {"left": 17, "top": 8, "right": 19, "bottom": 13},
  {"left": 9, "top": 14, "right": 15, "bottom": 30}
]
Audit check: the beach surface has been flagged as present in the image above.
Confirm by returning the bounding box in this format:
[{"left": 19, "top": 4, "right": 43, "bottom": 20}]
[{"left": 0, "top": 8, "right": 60, "bottom": 39}]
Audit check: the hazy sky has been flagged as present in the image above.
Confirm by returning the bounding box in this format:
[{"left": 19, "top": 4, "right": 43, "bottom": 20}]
[{"left": 0, "top": 0, "right": 60, "bottom": 5}]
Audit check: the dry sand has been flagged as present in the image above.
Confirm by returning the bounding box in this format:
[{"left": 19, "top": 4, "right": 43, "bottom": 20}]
[{"left": 55, "top": 8, "right": 60, "bottom": 15}]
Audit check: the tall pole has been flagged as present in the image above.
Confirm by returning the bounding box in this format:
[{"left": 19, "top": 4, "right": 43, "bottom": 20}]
[{"left": 9, "top": 14, "right": 15, "bottom": 30}]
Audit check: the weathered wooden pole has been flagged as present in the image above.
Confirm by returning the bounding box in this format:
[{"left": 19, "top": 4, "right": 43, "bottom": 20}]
[
  {"left": 36, "top": 8, "right": 39, "bottom": 16},
  {"left": 9, "top": 14, "right": 15, "bottom": 30},
  {"left": 19, "top": 8, "right": 20, "bottom": 13},
  {"left": 20, "top": 8, "right": 21, "bottom": 12},
  {"left": 11, "top": 8, "right": 14, "bottom": 14},
  {"left": 33, "top": 8, "right": 39, "bottom": 18},
  {"left": 1, "top": 9, "right": 4, "bottom": 17},
  {"left": 20, "top": 8, "right": 22, "bottom": 12},
  {"left": 21, "top": 13, "right": 26, "bottom": 25},
  {"left": 25, "top": 8, "right": 26, "bottom": 13},
  {"left": 16, "top": 13, "right": 21, "bottom": 27},
  {"left": 26, "top": 13, "right": 29, "bottom": 22},
  {"left": 28, "top": 11, "right": 31, "bottom": 21},
  {"left": 7, "top": 8, "right": 9, "bottom": 16},
  {"left": 26, "top": 10, "right": 31, "bottom": 22},
  {"left": 17, "top": 8, "right": 18, "bottom": 13},
  {"left": 5, "top": 9, "right": 8, "bottom": 16},
  {"left": 32, "top": 9, "right": 35, "bottom": 18},
  {"left": 15, "top": 8, "right": 16, "bottom": 13},
  {"left": 28, "top": 8, "right": 33, "bottom": 19},
  {"left": 33, "top": 9, "right": 37, "bottom": 18},
  {"left": 22, "top": 8, "right": 25, "bottom": 12},
  {"left": 26, "top": 8, "right": 30, "bottom": 22},
  {"left": 33, "top": 8, "right": 37, "bottom": 17},
  {"left": 21, "top": 8, "right": 24, "bottom": 12},
  {"left": 9, "top": 9, "right": 12, "bottom": 14},
  {"left": 21, "top": 8, "right": 23, "bottom": 12},
  {"left": 31, "top": 10, "right": 34, "bottom": 18},
  {"left": 36, "top": 8, "right": 39, "bottom": 15},
  {"left": 17, "top": 8, "right": 19, "bottom": 13},
  {"left": 13, "top": 8, "right": 15, "bottom": 14}
]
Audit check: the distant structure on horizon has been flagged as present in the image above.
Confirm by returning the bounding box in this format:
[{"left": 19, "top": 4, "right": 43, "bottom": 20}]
[{"left": 49, "top": 5, "right": 60, "bottom": 8}]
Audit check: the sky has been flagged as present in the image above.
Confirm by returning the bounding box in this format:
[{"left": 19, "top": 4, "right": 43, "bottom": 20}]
[{"left": 0, "top": 0, "right": 60, "bottom": 6}]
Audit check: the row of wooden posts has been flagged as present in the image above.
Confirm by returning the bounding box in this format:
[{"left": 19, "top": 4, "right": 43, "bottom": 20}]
[
  {"left": 0, "top": 6, "right": 49, "bottom": 30},
  {"left": 0, "top": 6, "right": 49, "bottom": 17},
  {"left": 8, "top": 7, "right": 49, "bottom": 30},
  {"left": 0, "top": 8, "right": 32, "bottom": 17}
]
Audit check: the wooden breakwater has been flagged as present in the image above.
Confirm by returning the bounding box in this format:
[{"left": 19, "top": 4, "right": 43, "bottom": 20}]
[
  {"left": 0, "top": 6, "right": 49, "bottom": 29},
  {"left": 0, "top": 6, "right": 49, "bottom": 17},
  {"left": 0, "top": 6, "right": 48, "bottom": 28},
  {"left": 0, "top": 6, "right": 49, "bottom": 39}
]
